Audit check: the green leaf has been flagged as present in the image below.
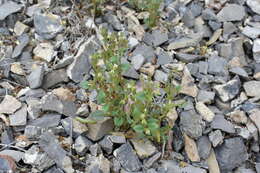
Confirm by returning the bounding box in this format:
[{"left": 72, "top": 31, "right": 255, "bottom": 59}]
[
  {"left": 136, "top": 92, "right": 146, "bottom": 102},
  {"left": 114, "top": 117, "right": 124, "bottom": 127},
  {"left": 89, "top": 110, "right": 105, "bottom": 121},
  {"left": 75, "top": 117, "right": 97, "bottom": 124},
  {"left": 121, "top": 63, "right": 130, "bottom": 72},
  {"left": 102, "top": 104, "right": 110, "bottom": 112},
  {"left": 133, "top": 124, "right": 144, "bottom": 133},
  {"left": 132, "top": 107, "right": 142, "bottom": 120},
  {"left": 148, "top": 122, "right": 159, "bottom": 131},
  {"left": 97, "top": 90, "right": 106, "bottom": 104},
  {"left": 175, "top": 85, "right": 181, "bottom": 93},
  {"left": 80, "top": 81, "right": 89, "bottom": 89}
]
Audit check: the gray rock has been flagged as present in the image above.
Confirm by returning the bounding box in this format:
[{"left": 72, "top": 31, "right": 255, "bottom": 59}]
[
  {"left": 151, "top": 30, "right": 168, "bottom": 47},
  {"left": 108, "top": 135, "right": 126, "bottom": 144},
  {"left": 0, "top": 1, "right": 22, "bottom": 20},
  {"left": 85, "top": 154, "right": 110, "bottom": 173},
  {"left": 123, "top": 66, "right": 140, "bottom": 80},
  {"left": 67, "top": 37, "right": 99, "bottom": 83},
  {"left": 256, "top": 163, "right": 260, "bottom": 173},
  {"left": 229, "top": 67, "right": 248, "bottom": 78},
  {"left": 175, "top": 53, "right": 202, "bottom": 63},
  {"left": 157, "top": 50, "right": 172, "bottom": 65},
  {"left": 182, "top": 9, "right": 195, "bottom": 28},
  {"left": 27, "top": 65, "right": 44, "bottom": 89},
  {"left": 198, "top": 61, "right": 208, "bottom": 74},
  {"left": 104, "top": 13, "right": 123, "bottom": 30},
  {"left": 144, "top": 152, "right": 161, "bottom": 168},
  {"left": 39, "top": 132, "right": 74, "bottom": 173},
  {"left": 86, "top": 113, "right": 114, "bottom": 141},
  {"left": 131, "top": 139, "right": 157, "bottom": 159},
  {"left": 131, "top": 54, "right": 145, "bottom": 70},
  {"left": 223, "top": 22, "right": 237, "bottom": 39},
  {"left": 89, "top": 143, "right": 102, "bottom": 156},
  {"left": 23, "top": 145, "right": 55, "bottom": 172},
  {"left": 161, "top": 160, "right": 207, "bottom": 173},
  {"left": 208, "top": 56, "right": 228, "bottom": 76},
  {"left": 214, "top": 76, "right": 241, "bottom": 102},
  {"left": 247, "top": 0, "right": 260, "bottom": 15},
  {"left": 29, "top": 113, "right": 61, "bottom": 129},
  {"left": 202, "top": 9, "right": 218, "bottom": 21},
  {"left": 42, "top": 68, "right": 69, "bottom": 89},
  {"left": 211, "top": 115, "right": 235, "bottom": 133},
  {"left": 99, "top": 136, "right": 113, "bottom": 154},
  {"left": 12, "top": 34, "right": 30, "bottom": 58},
  {"left": 235, "top": 168, "right": 256, "bottom": 173},
  {"left": 34, "top": 13, "right": 63, "bottom": 39},
  {"left": 44, "top": 166, "right": 64, "bottom": 173},
  {"left": 242, "top": 26, "right": 260, "bottom": 39},
  {"left": 209, "top": 130, "right": 223, "bottom": 147},
  {"left": 61, "top": 117, "right": 88, "bottom": 137},
  {"left": 0, "top": 95, "right": 22, "bottom": 114},
  {"left": 9, "top": 104, "right": 27, "bottom": 126},
  {"left": 53, "top": 56, "right": 74, "bottom": 70},
  {"left": 217, "top": 4, "right": 245, "bottom": 22},
  {"left": 208, "top": 20, "right": 222, "bottom": 31},
  {"left": 197, "top": 136, "right": 212, "bottom": 160},
  {"left": 33, "top": 42, "right": 55, "bottom": 62},
  {"left": 26, "top": 98, "right": 42, "bottom": 119},
  {"left": 243, "top": 81, "right": 260, "bottom": 97},
  {"left": 0, "top": 150, "right": 24, "bottom": 162},
  {"left": 197, "top": 90, "right": 215, "bottom": 104},
  {"left": 24, "top": 125, "right": 42, "bottom": 139},
  {"left": 131, "top": 44, "right": 155, "bottom": 62},
  {"left": 167, "top": 33, "right": 203, "bottom": 50},
  {"left": 215, "top": 137, "right": 248, "bottom": 172},
  {"left": 154, "top": 70, "right": 168, "bottom": 83},
  {"left": 253, "top": 39, "right": 260, "bottom": 63},
  {"left": 180, "top": 110, "right": 204, "bottom": 139},
  {"left": 113, "top": 143, "right": 142, "bottom": 172}
]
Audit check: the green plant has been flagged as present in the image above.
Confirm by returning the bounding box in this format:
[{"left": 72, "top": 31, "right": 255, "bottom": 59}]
[
  {"left": 128, "top": 0, "right": 162, "bottom": 28},
  {"left": 91, "top": 0, "right": 106, "bottom": 17},
  {"left": 78, "top": 29, "right": 180, "bottom": 142}
]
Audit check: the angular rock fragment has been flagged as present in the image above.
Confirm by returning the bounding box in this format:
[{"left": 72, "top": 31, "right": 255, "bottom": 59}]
[
  {"left": 27, "top": 65, "right": 44, "bottom": 89},
  {"left": 104, "top": 13, "right": 123, "bottom": 30},
  {"left": 197, "top": 90, "right": 215, "bottom": 104},
  {"left": 175, "top": 53, "right": 202, "bottom": 63},
  {"left": 144, "top": 152, "right": 161, "bottom": 168},
  {"left": 9, "top": 104, "right": 27, "bottom": 126},
  {"left": 217, "top": 4, "right": 245, "bottom": 22},
  {"left": 247, "top": 0, "right": 260, "bottom": 15},
  {"left": 195, "top": 102, "right": 215, "bottom": 122},
  {"left": 243, "top": 81, "right": 260, "bottom": 97},
  {"left": 209, "top": 130, "right": 223, "bottom": 147},
  {"left": 113, "top": 143, "right": 142, "bottom": 172},
  {"left": 130, "top": 139, "right": 157, "bottom": 159},
  {"left": 211, "top": 115, "right": 235, "bottom": 133},
  {"left": 215, "top": 137, "right": 248, "bottom": 172},
  {"left": 42, "top": 69, "right": 69, "bottom": 89},
  {"left": 161, "top": 160, "right": 207, "bottom": 173},
  {"left": 253, "top": 39, "right": 260, "bottom": 63},
  {"left": 34, "top": 13, "right": 63, "bottom": 39},
  {"left": 214, "top": 76, "right": 241, "bottom": 102},
  {"left": 99, "top": 136, "right": 113, "bottom": 154},
  {"left": 131, "top": 44, "right": 155, "bottom": 62},
  {"left": 61, "top": 117, "right": 88, "bottom": 137},
  {"left": 0, "top": 95, "right": 21, "bottom": 114},
  {"left": 167, "top": 33, "right": 202, "bottom": 50},
  {"left": 157, "top": 49, "right": 173, "bottom": 65},
  {"left": 206, "top": 150, "right": 221, "bottom": 173},
  {"left": 242, "top": 26, "right": 260, "bottom": 39},
  {"left": 39, "top": 132, "right": 74, "bottom": 173},
  {"left": 0, "top": 1, "right": 22, "bottom": 20},
  {"left": 208, "top": 56, "right": 228, "bottom": 76},
  {"left": 33, "top": 42, "right": 55, "bottom": 62},
  {"left": 74, "top": 136, "right": 93, "bottom": 156},
  {"left": 154, "top": 70, "right": 168, "bottom": 83},
  {"left": 249, "top": 110, "right": 260, "bottom": 133},
  {"left": 227, "top": 110, "right": 248, "bottom": 124},
  {"left": 131, "top": 54, "right": 145, "bottom": 70},
  {"left": 14, "top": 21, "right": 29, "bottom": 36},
  {"left": 197, "top": 136, "right": 212, "bottom": 160},
  {"left": 184, "top": 133, "right": 200, "bottom": 162},
  {"left": 85, "top": 154, "right": 110, "bottom": 173},
  {"left": 180, "top": 67, "right": 198, "bottom": 97},
  {"left": 67, "top": 37, "right": 99, "bottom": 83},
  {"left": 180, "top": 110, "right": 204, "bottom": 138},
  {"left": 12, "top": 34, "right": 30, "bottom": 58}
]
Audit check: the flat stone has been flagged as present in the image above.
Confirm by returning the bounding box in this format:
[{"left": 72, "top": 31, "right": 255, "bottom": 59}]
[
  {"left": 9, "top": 104, "right": 27, "bottom": 126},
  {"left": 247, "top": 0, "right": 260, "bottom": 15},
  {"left": 131, "top": 44, "right": 155, "bottom": 62},
  {"left": 24, "top": 125, "right": 42, "bottom": 140},
  {"left": 52, "top": 87, "right": 75, "bottom": 102},
  {"left": 123, "top": 66, "right": 140, "bottom": 80},
  {"left": 184, "top": 133, "right": 200, "bottom": 162},
  {"left": 206, "top": 150, "right": 221, "bottom": 173},
  {"left": 39, "top": 132, "right": 74, "bottom": 173},
  {"left": 131, "top": 139, "right": 157, "bottom": 159},
  {"left": 34, "top": 13, "right": 63, "bottom": 39},
  {"left": 29, "top": 113, "right": 61, "bottom": 129},
  {"left": 202, "top": 9, "right": 218, "bottom": 21},
  {"left": 86, "top": 113, "right": 114, "bottom": 141},
  {"left": 215, "top": 137, "right": 248, "bottom": 172},
  {"left": 223, "top": 22, "right": 237, "bottom": 38},
  {"left": 42, "top": 68, "right": 69, "bottom": 89},
  {"left": 157, "top": 49, "right": 173, "bottom": 65},
  {"left": 23, "top": 145, "right": 55, "bottom": 172},
  {"left": 89, "top": 143, "right": 102, "bottom": 156},
  {"left": 104, "top": 13, "right": 123, "bottom": 30},
  {"left": 53, "top": 56, "right": 74, "bottom": 70},
  {"left": 197, "top": 136, "right": 212, "bottom": 160},
  {"left": 161, "top": 160, "right": 207, "bottom": 173},
  {"left": 12, "top": 34, "right": 30, "bottom": 58},
  {"left": 99, "top": 136, "right": 113, "bottom": 154},
  {"left": 214, "top": 76, "right": 241, "bottom": 102},
  {"left": 27, "top": 65, "right": 44, "bottom": 89},
  {"left": 74, "top": 136, "right": 93, "bottom": 156},
  {"left": 108, "top": 134, "right": 126, "bottom": 144},
  {"left": 85, "top": 154, "right": 110, "bottom": 173},
  {"left": 253, "top": 39, "right": 260, "bottom": 63},
  {"left": 67, "top": 37, "right": 99, "bottom": 83},
  {"left": 151, "top": 30, "right": 168, "bottom": 47},
  {"left": 208, "top": 56, "right": 228, "bottom": 76},
  {"left": 229, "top": 67, "right": 248, "bottom": 78},
  {"left": 180, "top": 67, "right": 198, "bottom": 97},
  {"left": 243, "top": 81, "right": 260, "bottom": 97},
  {"left": 197, "top": 90, "right": 215, "bottom": 104},
  {"left": 167, "top": 33, "right": 202, "bottom": 50},
  {"left": 209, "top": 130, "right": 223, "bottom": 147},
  {"left": 180, "top": 110, "right": 204, "bottom": 139},
  {"left": 113, "top": 143, "right": 142, "bottom": 172},
  {"left": 227, "top": 110, "right": 248, "bottom": 124},
  {"left": 242, "top": 26, "right": 260, "bottom": 39},
  {"left": 0, "top": 95, "right": 22, "bottom": 114},
  {"left": 131, "top": 54, "right": 145, "bottom": 70},
  {"left": 144, "top": 152, "right": 161, "bottom": 168},
  {"left": 0, "top": 1, "right": 22, "bottom": 20},
  {"left": 175, "top": 53, "right": 202, "bottom": 63},
  {"left": 61, "top": 117, "right": 88, "bottom": 137},
  {"left": 195, "top": 102, "right": 215, "bottom": 122},
  {"left": 154, "top": 70, "right": 168, "bottom": 83},
  {"left": 217, "top": 4, "right": 245, "bottom": 22},
  {"left": 211, "top": 115, "right": 235, "bottom": 133},
  {"left": 14, "top": 21, "right": 29, "bottom": 36},
  {"left": 249, "top": 110, "right": 260, "bottom": 133},
  {"left": 33, "top": 42, "right": 55, "bottom": 62}
]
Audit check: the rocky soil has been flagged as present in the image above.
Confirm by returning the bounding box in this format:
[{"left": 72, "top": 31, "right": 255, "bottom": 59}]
[{"left": 0, "top": 0, "right": 260, "bottom": 173}]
